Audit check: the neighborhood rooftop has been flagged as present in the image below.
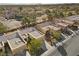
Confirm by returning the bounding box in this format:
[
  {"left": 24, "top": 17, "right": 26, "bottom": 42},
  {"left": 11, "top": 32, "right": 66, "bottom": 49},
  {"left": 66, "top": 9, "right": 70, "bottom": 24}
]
[
  {"left": 36, "top": 21, "right": 61, "bottom": 33},
  {"left": 19, "top": 27, "right": 44, "bottom": 39},
  {"left": 5, "top": 32, "right": 19, "bottom": 40},
  {"left": 0, "top": 35, "right": 7, "bottom": 42},
  {"left": 66, "top": 15, "right": 79, "bottom": 21},
  {"left": 7, "top": 38, "right": 25, "bottom": 52},
  {"left": 0, "top": 19, "right": 22, "bottom": 30}
]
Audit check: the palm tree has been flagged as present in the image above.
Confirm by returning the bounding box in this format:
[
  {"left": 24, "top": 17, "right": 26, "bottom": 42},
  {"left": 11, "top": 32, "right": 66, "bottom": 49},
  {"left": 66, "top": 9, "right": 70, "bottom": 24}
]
[
  {"left": 27, "top": 34, "right": 32, "bottom": 45},
  {"left": 48, "top": 13, "right": 53, "bottom": 21},
  {"left": 59, "top": 12, "right": 64, "bottom": 18},
  {"left": 45, "top": 28, "right": 53, "bottom": 45},
  {"left": 51, "top": 10, "right": 59, "bottom": 19},
  {"left": 22, "top": 16, "right": 31, "bottom": 27},
  {"left": 19, "top": 6, "right": 23, "bottom": 12},
  {"left": 30, "top": 14, "right": 36, "bottom": 25},
  {"left": 45, "top": 9, "right": 53, "bottom": 21}
]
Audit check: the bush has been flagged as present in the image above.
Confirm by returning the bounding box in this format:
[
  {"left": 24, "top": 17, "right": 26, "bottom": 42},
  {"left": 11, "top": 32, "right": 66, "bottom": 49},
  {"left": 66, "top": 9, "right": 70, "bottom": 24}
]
[
  {"left": 52, "top": 31, "right": 61, "bottom": 41},
  {"left": 27, "top": 38, "right": 43, "bottom": 55},
  {"left": 0, "top": 22, "right": 7, "bottom": 33}
]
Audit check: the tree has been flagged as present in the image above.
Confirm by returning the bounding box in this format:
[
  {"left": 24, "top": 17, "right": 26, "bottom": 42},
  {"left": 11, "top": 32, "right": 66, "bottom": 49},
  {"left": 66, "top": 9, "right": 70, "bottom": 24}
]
[
  {"left": 30, "top": 14, "right": 36, "bottom": 25},
  {"left": 19, "top": 6, "right": 23, "bottom": 12},
  {"left": 22, "top": 13, "right": 37, "bottom": 27},
  {"left": 52, "top": 10, "right": 59, "bottom": 19},
  {"left": 27, "top": 34, "right": 32, "bottom": 45},
  {"left": 52, "top": 31, "right": 61, "bottom": 41},
  {"left": 59, "top": 12, "right": 64, "bottom": 18},
  {"left": 67, "top": 12, "right": 73, "bottom": 16},
  {"left": 27, "top": 38, "right": 42, "bottom": 55},
  {"left": 0, "top": 7, "right": 5, "bottom": 16},
  {"left": 45, "top": 29, "right": 53, "bottom": 45},
  {"left": 21, "top": 17, "right": 27, "bottom": 26},
  {"left": 0, "top": 22, "right": 7, "bottom": 34},
  {"left": 45, "top": 9, "right": 51, "bottom": 15},
  {"left": 0, "top": 50, "right": 5, "bottom": 56},
  {"left": 22, "top": 16, "right": 31, "bottom": 26},
  {"left": 47, "top": 13, "right": 53, "bottom": 21},
  {"left": 45, "top": 9, "right": 53, "bottom": 20},
  {"left": 75, "top": 8, "right": 79, "bottom": 15},
  {"left": 45, "top": 29, "right": 51, "bottom": 41}
]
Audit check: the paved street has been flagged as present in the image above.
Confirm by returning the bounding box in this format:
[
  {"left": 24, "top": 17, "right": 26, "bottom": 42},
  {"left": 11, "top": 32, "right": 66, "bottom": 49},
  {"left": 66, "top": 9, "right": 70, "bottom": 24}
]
[{"left": 50, "top": 34, "right": 79, "bottom": 56}]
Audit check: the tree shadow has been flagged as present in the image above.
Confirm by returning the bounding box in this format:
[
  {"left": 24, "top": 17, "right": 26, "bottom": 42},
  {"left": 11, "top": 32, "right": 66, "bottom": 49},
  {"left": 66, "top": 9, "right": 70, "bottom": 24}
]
[
  {"left": 57, "top": 46, "right": 67, "bottom": 56},
  {"left": 53, "top": 42, "right": 67, "bottom": 56}
]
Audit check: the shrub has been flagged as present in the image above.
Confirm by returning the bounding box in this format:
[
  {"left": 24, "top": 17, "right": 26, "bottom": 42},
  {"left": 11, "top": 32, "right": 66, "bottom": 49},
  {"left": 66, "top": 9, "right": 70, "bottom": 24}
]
[
  {"left": 27, "top": 38, "right": 43, "bottom": 55},
  {"left": 52, "top": 31, "right": 61, "bottom": 41},
  {"left": 0, "top": 22, "right": 7, "bottom": 33}
]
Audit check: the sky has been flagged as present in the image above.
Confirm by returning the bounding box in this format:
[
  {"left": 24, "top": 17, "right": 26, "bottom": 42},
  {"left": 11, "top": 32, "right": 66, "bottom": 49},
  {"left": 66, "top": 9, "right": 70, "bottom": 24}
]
[{"left": 0, "top": 0, "right": 79, "bottom": 4}]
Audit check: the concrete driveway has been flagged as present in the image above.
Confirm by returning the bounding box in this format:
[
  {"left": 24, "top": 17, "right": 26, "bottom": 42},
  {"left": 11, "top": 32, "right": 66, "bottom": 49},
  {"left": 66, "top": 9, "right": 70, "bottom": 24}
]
[{"left": 50, "top": 34, "right": 79, "bottom": 56}]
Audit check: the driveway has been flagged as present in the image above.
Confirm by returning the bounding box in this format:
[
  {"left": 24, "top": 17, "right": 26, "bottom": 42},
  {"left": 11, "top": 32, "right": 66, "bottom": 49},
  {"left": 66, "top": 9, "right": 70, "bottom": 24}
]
[{"left": 50, "top": 34, "right": 79, "bottom": 56}]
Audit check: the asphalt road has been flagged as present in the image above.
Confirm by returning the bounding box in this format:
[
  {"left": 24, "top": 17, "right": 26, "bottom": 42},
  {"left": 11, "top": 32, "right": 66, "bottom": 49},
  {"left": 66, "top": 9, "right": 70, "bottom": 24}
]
[{"left": 50, "top": 34, "right": 79, "bottom": 56}]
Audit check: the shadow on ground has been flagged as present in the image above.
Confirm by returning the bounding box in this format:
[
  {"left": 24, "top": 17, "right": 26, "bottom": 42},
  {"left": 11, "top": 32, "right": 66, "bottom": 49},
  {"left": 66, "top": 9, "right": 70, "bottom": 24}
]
[{"left": 57, "top": 46, "right": 67, "bottom": 56}]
